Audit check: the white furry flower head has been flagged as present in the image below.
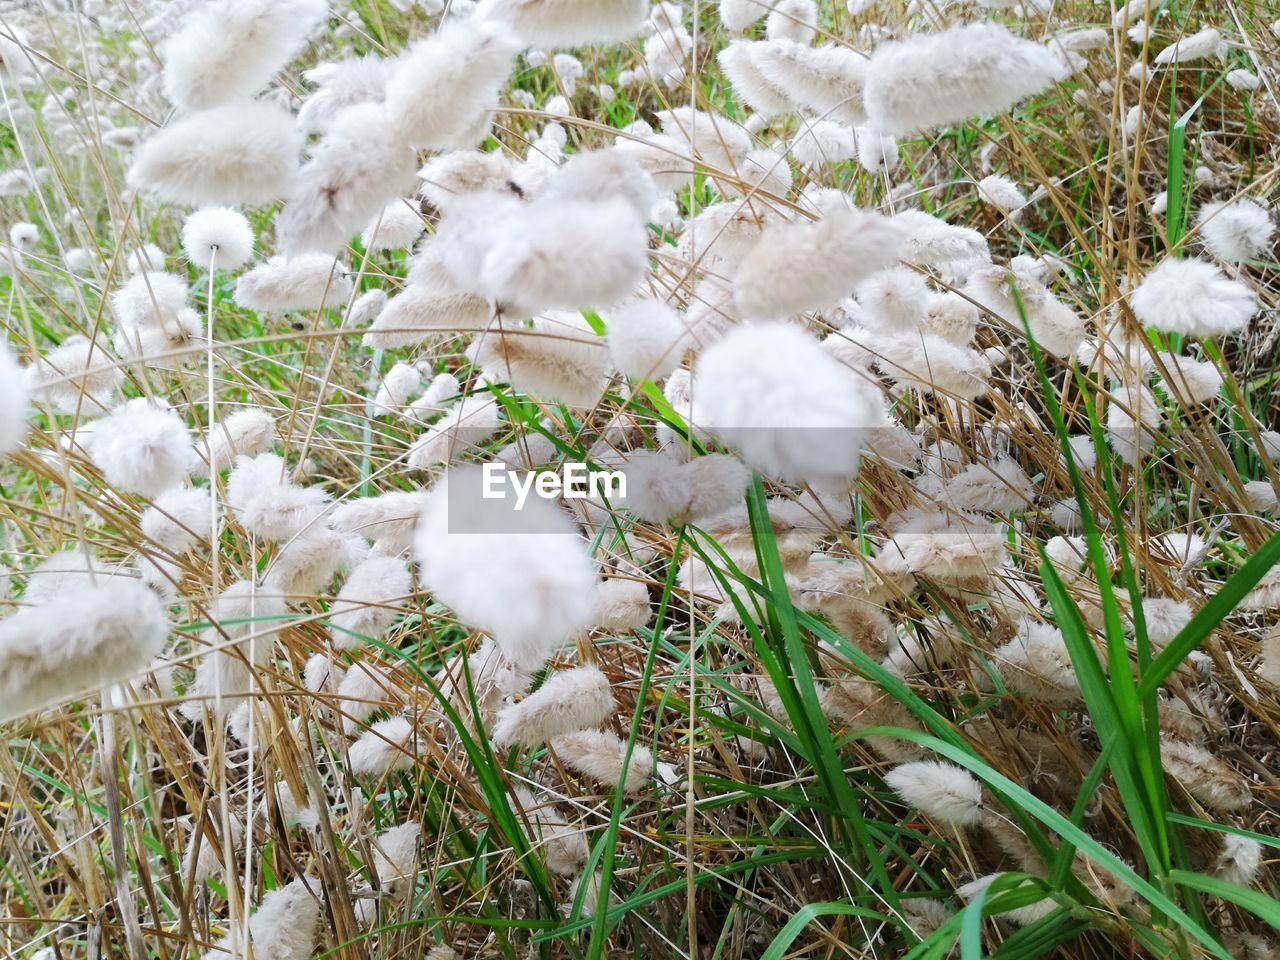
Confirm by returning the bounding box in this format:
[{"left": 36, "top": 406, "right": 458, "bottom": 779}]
[
  {"left": 182, "top": 207, "right": 255, "bottom": 270},
  {"left": 0, "top": 579, "right": 170, "bottom": 723},
  {"left": 439, "top": 153, "right": 655, "bottom": 316},
  {"left": 733, "top": 207, "right": 905, "bottom": 320},
  {"left": 0, "top": 339, "right": 29, "bottom": 455},
  {"left": 414, "top": 464, "right": 598, "bottom": 672},
  {"left": 86, "top": 398, "right": 193, "bottom": 497},
  {"left": 142, "top": 486, "right": 212, "bottom": 552},
  {"left": 474, "top": 0, "right": 648, "bottom": 48},
  {"left": 362, "top": 199, "right": 426, "bottom": 252},
  {"left": 863, "top": 22, "right": 1063, "bottom": 136},
  {"left": 491, "top": 664, "right": 616, "bottom": 748},
  {"left": 606, "top": 298, "right": 688, "bottom": 381},
  {"left": 884, "top": 760, "right": 984, "bottom": 826},
  {"left": 127, "top": 101, "right": 300, "bottom": 207},
  {"left": 226, "top": 451, "right": 331, "bottom": 540},
  {"left": 1154, "top": 26, "right": 1227, "bottom": 66},
  {"left": 160, "top": 0, "right": 328, "bottom": 112},
  {"left": 1129, "top": 256, "right": 1256, "bottom": 338},
  {"left": 691, "top": 322, "right": 879, "bottom": 486},
  {"left": 1196, "top": 198, "right": 1274, "bottom": 263},
  {"left": 23, "top": 336, "right": 123, "bottom": 414},
  {"left": 205, "top": 875, "right": 321, "bottom": 960},
  {"left": 235, "top": 254, "right": 353, "bottom": 312},
  {"left": 197, "top": 407, "right": 278, "bottom": 476}
]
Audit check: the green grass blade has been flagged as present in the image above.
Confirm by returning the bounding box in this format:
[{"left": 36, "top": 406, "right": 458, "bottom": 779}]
[{"left": 758, "top": 902, "right": 890, "bottom": 960}]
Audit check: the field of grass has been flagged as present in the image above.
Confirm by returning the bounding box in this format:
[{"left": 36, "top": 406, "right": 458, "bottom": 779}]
[{"left": 1, "top": 0, "right": 1279, "bottom": 958}]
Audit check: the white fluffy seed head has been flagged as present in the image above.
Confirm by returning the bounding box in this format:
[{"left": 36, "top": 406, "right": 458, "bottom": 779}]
[
  {"left": 1129, "top": 257, "right": 1256, "bottom": 338},
  {"left": 718, "top": 40, "right": 796, "bottom": 116},
  {"left": 765, "top": 0, "right": 816, "bottom": 43},
  {"left": 894, "top": 209, "right": 989, "bottom": 268},
  {"left": 1226, "top": 68, "right": 1261, "bottom": 91},
  {"left": 226, "top": 452, "right": 331, "bottom": 540},
  {"left": 384, "top": 20, "right": 519, "bottom": 150},
  {"left": 475, "top": 194, "right": 650, "bottom": 316},
  {"left": 734, "top": 208, "right": 905, "bottom": 320},
  {"left": 992, "top": 620, "right": 1080, "bottom": 704},
  {"left": 1156, "top": 352, "right": 1222, "bottom": 405},
  {"left": 469, "top": 313, "right": 610, "bottom": 407},
  {"left": 1242, "top": 480, "right": 1279, "bottom": 514},
  {"left": 182, "top": 207, "right": 255, "bottom": 270},
  {"left": 977, "top": 174, "right": 1027, "bottom": 214},
  {"left": 857, "top": 267, "right": 928, "bottom": 333},
  {"left": 348, "top": 716, "right": 418, "bottom": 776},
  {"left": 877, "top": 333, "right": 992, "bottom": 400},
  {"left": 361, "top": 279, "right": 491, "bottom": 350},
  {"left": 127, "top": 101, "right": 300, "bottom": 207},
  {"left": 955, "top": 874, "right": 1056, "bottom": 926},
  {"left": 225, "top": 876, "right": 322, "bottom": 960},
  {"left": 1154, "top": 26, "right": 1226, "bottom": 65},
  {"left": 86, "top": 399, "right": 193, "bottom": 497},
  {"left": 880, "top": 508, "right": 1007, "bottom": 582},
  {"left": 160, "top": 0, "right": 328, "bottom": 112},
  {"left": 414, "top": 464, "right": 598, "bottom": 672},
  {"left": 621, "top": 450, "right": 750, "bottom": 526},
  {"left": 692, "top": 322, "right": 879, "bottom": 486},
  {"left": 141, "top": 486, "right": 211, "bottom": 552},
  {"left": 919, "top": 459, "right": 1035, "bottom": 514},
  {"left": 1152, "top": 531, "right": 1209, "bottom": 568},
  {"left": 0, "top": 339, "right": 29, "bottom": 455},
  {"left": 513, "top": 786, "right": 588, "bottom": 876},
  {"left": 1161, "top": 739, "right": 1252, "bottom": 811},
  {"left": 657, "top": 106, "right": 751, "bottom": 170},
  {"left": 864, "top": 22, "right": 1063, "bottom": 136},
  {"left": 264, "top": 527, "right": 363, "bottom": 597},
  {"left": 197, "top": 407, "right": 278, "bottom": 476},
  {"left": 330, "top": 489, "right": 430, "bottom": 554},
  {"left": 1196, "top": 198, "right": 1274, "bottom": 263},
  {"left": 591, "top": 578, "right": 654, "bottom": 632},
  {"left": 235, "top": 254, "right": 354, "bottom": 313},
  {"left": 298, "top": 55, "right": 394, "bottom": 135},
  {"left": 372, "top": 362, "right": 423, "bottom": 416},
  {"left": 337, "top": 660, "right": 400, "bottom": 732},
  {"left": 0, "top": 580, "right": 170, "bottom": 722},
  {"left": 1105, "top": 384, "right": 1161, "bottom": 465},
  {"left": 361, "top": 199, "right": 426, "bottom": 252},
  {"left": 372, "top": 822, "right": 421, "bottom": 892},
  {"left": 1138, "top": 597, "right": 1192, "bottom": 649},
  {"left": 110, "top": 271, "right": 189, "bottom": 334},
  {"left": 405, "top": 394, "right": 501, "bottom": 470},
  {"left": 718, "top": 0, "right": 763, "bottom": 32},
  {"left": 921, "top": 292, "right": 978, "bottom": 344},
  {"left": 607, "top": 299, "right": 689, "bottom": 381},
  {"left": 276, "top": 102, "right": 419, "bottom": 256},
  {"left": 789, "top": 119, "right": 856, "bottom": 169},
  {"left": 550, "top": 728, "right": 655, "bottom": 792},
  {"left": 23, "top": 548, "right": 101, "bottom": 606},
  {"left": 752, "top": 39, "right": 869, "bottom": 124},
  {"left": 884, "top": 760, "right": 983, "bottom": 826},
  {"left": 9, "top": 221, "right": 36, "bottom": 247},
  {"left": 474, "top": 0, "right": 648, "bottom": 49},
  {"left": 855, "top": 126, "right": 898, "bottom": 174},
  {"left": 328, "top": 556, "right": 412, "bottom": 649},
  {"left": 1214, "top": 834, "right": 1263, "bottom": 886},
  {"left": 492, "top": 664, "right": 616, "bottom": 747},
  {"left": 179, "top": 581, "right": 288, "bottom": 719},
  {"left": 126, "top": 244, "right": 166, "bottom": 275}
]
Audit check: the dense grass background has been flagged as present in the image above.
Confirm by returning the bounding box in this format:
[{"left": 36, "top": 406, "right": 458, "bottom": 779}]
[{"left": 1, "top": 1, "right": 1279, "bottom": 959}]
